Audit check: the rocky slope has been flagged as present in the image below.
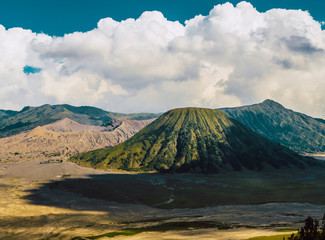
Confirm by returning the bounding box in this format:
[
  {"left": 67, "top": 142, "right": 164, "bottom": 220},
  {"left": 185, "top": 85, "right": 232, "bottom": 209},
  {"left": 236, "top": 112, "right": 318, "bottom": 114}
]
[
  {"left": 220, "top": 99, "right": 325, "bottom": 153},
  {"left": 71, "top": 107, "right": 317, "bottom": 173},
  {"left": 0, "top": 118, "right": 154, "bottom": 163},
  {"left": 0, "top": 104, "right": 159, "bottom": 138}
]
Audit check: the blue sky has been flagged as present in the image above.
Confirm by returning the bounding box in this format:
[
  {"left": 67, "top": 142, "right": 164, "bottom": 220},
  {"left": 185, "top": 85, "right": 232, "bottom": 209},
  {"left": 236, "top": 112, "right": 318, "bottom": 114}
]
[
  {"left": 1, "top": 0, "right": 325, "bottom": 117},
  {"left": 0, "top": 0, "right": 324, "bottom": 35}
]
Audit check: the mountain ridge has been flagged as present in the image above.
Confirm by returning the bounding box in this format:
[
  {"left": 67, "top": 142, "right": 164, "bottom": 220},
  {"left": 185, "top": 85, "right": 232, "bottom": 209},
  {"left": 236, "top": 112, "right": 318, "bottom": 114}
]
[
  {"left": 0, "top": 104, "right": 159, "bottom": 138},
  {"left": 220, "top": 99, "right": 325, "bottom": 153},
  {"left": 0, "top": 109, "right": 18, "bottom": 119},
  {"left": 0, "top": 117, "right": 154, "bottom": 162},
  {"left": 70, "top": 107, "right": 316, "bottom": 173}
]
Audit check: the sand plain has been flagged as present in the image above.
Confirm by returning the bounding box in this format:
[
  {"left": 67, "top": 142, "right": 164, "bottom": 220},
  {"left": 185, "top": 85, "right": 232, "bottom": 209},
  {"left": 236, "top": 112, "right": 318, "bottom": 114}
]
[{"left": 0, "top": 160, "right": 324, "bottom": 240}]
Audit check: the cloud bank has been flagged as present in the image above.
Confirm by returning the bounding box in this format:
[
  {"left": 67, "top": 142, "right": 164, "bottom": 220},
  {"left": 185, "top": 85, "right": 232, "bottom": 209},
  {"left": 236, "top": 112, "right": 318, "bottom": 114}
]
[{"left": 1, "top": 2, "right": 325, "bottom": 117}]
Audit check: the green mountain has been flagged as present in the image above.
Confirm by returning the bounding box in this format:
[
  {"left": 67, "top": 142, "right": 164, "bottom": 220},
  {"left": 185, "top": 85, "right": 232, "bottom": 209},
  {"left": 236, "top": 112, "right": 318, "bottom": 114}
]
[
  {"left": 110, "top": 112, "right": 161, "bottom": 121},
  {"left": 0, "top": 104, "right": 114, "bottom": 138},
  {"left": 70, "top": 107, "right": 315, "bottom": 173},
  {"left": 220, "top": 99, "right": 325, "bottom": 153},
  {"left": 0, "top": 104, "right": 159, "bottom": 138},
  {"left": 0, "top": 109, "right": 18, "bottom": 119}
]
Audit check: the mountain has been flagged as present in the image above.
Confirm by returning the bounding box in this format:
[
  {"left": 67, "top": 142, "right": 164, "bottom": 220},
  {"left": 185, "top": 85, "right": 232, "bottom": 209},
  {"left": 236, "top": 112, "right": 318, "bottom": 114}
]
[
  {"left": 110, "top": 112, "right": 161, "bottom": 121},
  {"left": 0, "top": 104, "right": 113, "bottom": 138},
  {"left": 0, "top": 117, "right": 154, "bottom": 163},
  {"left": 0, "top": 109, "right": 18, "bottom": 119},
  {"left": 70, "top": 107, "right": 316, "bottom": 173},
  {"left": 0, "top": 104, "right": 158, "bottom": 138},
  {"left": 220, "top": 99, "right": 325, "bottom": 153}
]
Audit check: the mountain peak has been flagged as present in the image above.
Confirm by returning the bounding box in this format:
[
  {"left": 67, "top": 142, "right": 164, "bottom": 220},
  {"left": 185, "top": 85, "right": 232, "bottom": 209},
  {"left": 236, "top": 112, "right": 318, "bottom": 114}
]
[
  {"left": 221, "top": 100, "right": 325, "bottom": 153},
  {"left": 21, "top": 106, "right": 34, "bottom": 112},
  {"left": 261, "top": 99, "right": 284, "bottom": 108},
  {"left": 71, "top": 107, "right": 310, "bottom": 173}
]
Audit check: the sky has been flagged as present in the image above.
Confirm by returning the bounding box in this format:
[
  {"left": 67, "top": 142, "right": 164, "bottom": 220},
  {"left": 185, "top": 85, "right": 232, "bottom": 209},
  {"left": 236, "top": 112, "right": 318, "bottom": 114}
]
[
  {"left": 1, "top": 0, "right": 325, "bottom": 117},
  {"left": 1, "top": 0, "right": 324, "bottom": 36}
]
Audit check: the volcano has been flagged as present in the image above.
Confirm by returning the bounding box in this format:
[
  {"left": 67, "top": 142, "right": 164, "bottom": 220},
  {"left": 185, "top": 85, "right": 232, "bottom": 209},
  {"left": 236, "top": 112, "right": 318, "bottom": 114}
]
[{"left": 71, "top": 107, "right": 317, "bottom": 173}]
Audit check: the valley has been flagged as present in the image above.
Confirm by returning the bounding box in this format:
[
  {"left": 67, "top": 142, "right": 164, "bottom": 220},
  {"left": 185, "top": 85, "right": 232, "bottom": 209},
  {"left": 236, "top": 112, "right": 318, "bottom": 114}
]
[
  {"left": 1, "top": 102, "right": 325, "bottom": 239},
  {"left": 1, "top": 160, "right": 325, "bottom": 239},
  {"left": 1, "top": 0, "right": 325, "bottom": 238}
]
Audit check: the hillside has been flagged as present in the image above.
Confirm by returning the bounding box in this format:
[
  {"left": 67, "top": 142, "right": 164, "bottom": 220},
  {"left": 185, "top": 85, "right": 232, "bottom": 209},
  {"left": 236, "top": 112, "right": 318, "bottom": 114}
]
[
  {"left": 220, "top": 100, "right": 325, "bottom": 153},
  {"left": 0, "top": 109, "right": 18, "bottom": 119},
  {"left": 70, "top": 107, "right": 315, "bottom": 173},
  {"left": 0, "top": 118, "right": 153, "bottom": 163},
  {"left": 110, "top": 112, "right": 161, "bottom": 121},
  {"left": 0, "top": 104, "right": 158, "bottom": 138}
]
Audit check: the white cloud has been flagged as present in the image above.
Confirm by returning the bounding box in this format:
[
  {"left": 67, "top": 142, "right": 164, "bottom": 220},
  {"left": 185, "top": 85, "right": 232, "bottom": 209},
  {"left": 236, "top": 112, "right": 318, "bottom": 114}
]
[{"left": 0, "top": 2, "right": 325, "bottom": 117}]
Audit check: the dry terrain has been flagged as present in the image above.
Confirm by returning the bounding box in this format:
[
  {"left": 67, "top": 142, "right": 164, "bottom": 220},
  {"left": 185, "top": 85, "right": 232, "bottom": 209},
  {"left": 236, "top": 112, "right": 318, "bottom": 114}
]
[
  {"left": 0, "top": 118, "right": 153, "bottom": 163},
  {"left": 1, "top": 160, "right": 324, "bottom": 239}
]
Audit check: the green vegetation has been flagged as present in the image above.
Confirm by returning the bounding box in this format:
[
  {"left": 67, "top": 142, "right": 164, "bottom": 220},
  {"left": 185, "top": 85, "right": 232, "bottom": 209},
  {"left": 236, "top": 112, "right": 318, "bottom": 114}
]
[
  {"left": 247, "top": 234, "right": 293, "bottom": 240},
  {"left": 72, "top": 221, "right": 231, "bottom": 239},
  {"left": 72, "top": 214, "right": 325, "bottom": 240},
  {"left": 0, "top": 109, "right": 18, "bottom": 119},
  {"left": 221, "top": 99, "right": 325, "bottom": 153},
  {"left": 0, "top": 104, "right": 113, "bottom": 137},
  {"left": 71, "top": 229, "right": 141, "bottom": 239},
  {"left": 247, "top": 215, "right": 325, "bottom": 240},
  {"left": 276, "top": 229, "right": 298, "bottom": 232},
  {"left": 70, "top": 107, "right": 317, "bottom": 173},
  {"left": 287, "top": 215, "right": 325, "bottom": 240},
  {"left": 0, "top": 104, "right": 159, "bottom": 138},
  {"left": 61, "top": 174, "right": 71, "bottom": 178},
  {"left": 72, "top": 217, "right": 325, "bottom": 240},
  {"left": 110, "top": 112, "right": 161, "bottom": 120}
]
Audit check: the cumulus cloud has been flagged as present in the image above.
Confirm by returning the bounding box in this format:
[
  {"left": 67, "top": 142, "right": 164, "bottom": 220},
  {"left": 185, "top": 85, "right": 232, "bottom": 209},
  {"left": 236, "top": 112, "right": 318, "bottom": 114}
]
[{"left": 0, "top": 1, "right": 325, "bottom": 117}]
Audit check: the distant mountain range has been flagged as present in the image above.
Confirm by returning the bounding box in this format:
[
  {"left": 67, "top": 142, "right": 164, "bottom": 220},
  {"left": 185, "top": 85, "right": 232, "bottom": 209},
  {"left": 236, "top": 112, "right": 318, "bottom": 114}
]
[
  {"left": 220, "top": 99, "right": 325, "bottom": 153},
  {"left": 0, "top": 117, "right": 154, "bottom": 162},
  {"left": 70, "top": 107, "right": 316, "bottom": 173},
  {"left": 0, "top": 104, "right": 160, "bottom": 138},
  {"left": 0, "top": 104, "right": 158, "bottom": 162},
  {"left": 2, "top": 100, "right": 325, "bottom": 165}
]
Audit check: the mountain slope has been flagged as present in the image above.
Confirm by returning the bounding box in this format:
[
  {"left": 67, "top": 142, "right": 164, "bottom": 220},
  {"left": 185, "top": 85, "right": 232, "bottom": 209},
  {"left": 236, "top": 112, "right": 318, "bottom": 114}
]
[
  {"left": 220, "top": 100, "right": 325, "bottom": 153},
  {"left": 110, "top": 112, "right": 161, "bottom": 120},
  {"left": 0, "top": 118, "right": 154, "bottom": 163},
  {"left": 0, "top": 109, "right": 18, "bottom": 119},
  {"left": 0, "top": 104, "right": 158, "bottom": 138},
  {"left": 0, "top": 104, "right": 114, "bottom": 138},
  {"left": 43, "top": 118, "right": 122, "bottom": 132},
  {"left": 70, "top": 107, "right": 315, "bottom": 173}
]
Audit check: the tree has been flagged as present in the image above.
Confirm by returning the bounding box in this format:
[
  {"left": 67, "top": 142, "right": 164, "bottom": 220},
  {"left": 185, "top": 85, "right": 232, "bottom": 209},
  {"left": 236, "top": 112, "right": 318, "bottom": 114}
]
[
  {"left": 288, "top": 216, "right": 325, "bottom": 240},
  {"left": 321, "top": 214, "right": 325, "bottom": 240}
]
